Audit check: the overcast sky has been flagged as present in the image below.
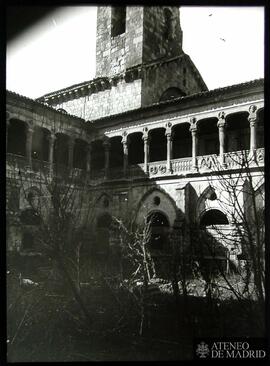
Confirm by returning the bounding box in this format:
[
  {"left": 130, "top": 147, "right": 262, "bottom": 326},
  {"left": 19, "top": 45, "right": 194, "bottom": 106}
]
[{"left": 6, "top": 6, "right": 264, "bottom": 99}]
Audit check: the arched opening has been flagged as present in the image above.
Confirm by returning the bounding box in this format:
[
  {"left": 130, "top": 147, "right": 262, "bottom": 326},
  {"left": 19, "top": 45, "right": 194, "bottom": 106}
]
[
  {"left": 200, "top": 209, "right": 229, "bottom": 227},
  {"left": 197, "top": 117, "right": 219, "bottom": 156},
  {"left": 109, "top": 136, "right": 123, "bottom": 168},
  {"left": 128, "top": 132, "right": 144, "bottom": 165},
  {"left": 257, "top": 109, "right": 264, "bottom": 149},
  {"left": 226, "top": 112, "right": 250, "bottom": 152},
  {"left": 73, "top": 139, "right": 87, "bottom": 169},
  {"left": 149, "top": 128, "right": 166, "bottom": 162},
  {"left": 111, "top": 6, "right": 126, "bottom": 37},
  {"left": 91, "top": 140, "right": 105, "bottom": 170},
  {"left": 159, "top": 87, "right": 186, "bottom": 102},
  {"left": 96, "top": 213, "right": 112, "bottom": 253},
  {"left": 172, "top": 123, "right": 192, "bottom": 158},
  {"left": 198, "top": 209, "right": 231, "bottom": 274},
  {"left": 54, "top": 133, "right": 69, "bottom": 166},
  {"left": 32, "top": 127, "right": 50, "bottom": 161},
  {"left": 147, "top": 211, "right": 170, "bottom": 250},
  {"left": 57, "top": 108, "right": 67, "bottom": 114},
  {"left": 7, "top": 119, "right": 27, "bottom": 156}
]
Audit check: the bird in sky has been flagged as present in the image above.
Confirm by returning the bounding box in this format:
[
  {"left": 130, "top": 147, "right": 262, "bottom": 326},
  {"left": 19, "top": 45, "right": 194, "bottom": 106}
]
[
  {"left": 208, "top": 14, "right": 213, "bottom": 16},
  {"left": 220, "top": 38, "right": 226, "bottom": 42}
]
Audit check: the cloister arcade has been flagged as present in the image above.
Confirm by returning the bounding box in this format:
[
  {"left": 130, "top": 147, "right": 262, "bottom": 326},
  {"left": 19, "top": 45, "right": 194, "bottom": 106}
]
[{"left": 6, "top": 106, "right": 264, "bottom": 180}]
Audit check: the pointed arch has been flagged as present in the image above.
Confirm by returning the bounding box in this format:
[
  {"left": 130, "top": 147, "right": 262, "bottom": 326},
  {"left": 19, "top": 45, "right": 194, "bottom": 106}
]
[
  {"left": 134, "top": 186, "right": 179, "bottom": 227},
  {"left": 196, "top": 185, "right": 228, "bottom": 224}
]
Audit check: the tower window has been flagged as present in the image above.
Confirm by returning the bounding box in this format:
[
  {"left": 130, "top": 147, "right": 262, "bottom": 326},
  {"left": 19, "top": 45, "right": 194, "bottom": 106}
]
[{"left": 111, "top": 7, "right": 126, "bottom": 37}]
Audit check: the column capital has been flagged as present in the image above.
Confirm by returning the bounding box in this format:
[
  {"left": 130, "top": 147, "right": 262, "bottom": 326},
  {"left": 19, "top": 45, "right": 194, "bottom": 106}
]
[
  {"left": 165, "top": 122, "right": 172, "bottom": 136},
  {"left": 217, "top": 111, "right": 226, "bottom": 128},
  {"left": 189, "top": 125, "right": 197, "bottom": 133},
  {"left": 121, "top": 131, "right": 129, "bottom": 145},
  {"left": 142, "top": 127, "right": 149, "bottom": 140},
  {"left": 47, "top": 132, "right": 56, "bottom": 142},
  {"left": 189, "top": 117, "right": 197, "bottom": 132},
  {"left": 248, "top": 104, "right": 258, "bottom": 123},
  {"left": 27, "top": 125, "right": 35, "bottom": 135}
]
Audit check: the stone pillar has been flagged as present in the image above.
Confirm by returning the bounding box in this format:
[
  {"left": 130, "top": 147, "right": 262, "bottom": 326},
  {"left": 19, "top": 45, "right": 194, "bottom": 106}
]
[
  {"left": 6, "top": 113, "right": 10, "bottom": 152},
  {"left": 86, "top": 143, "right": 92, "bottom": 174},
  {"left": 122, "top": 132, "right": 129, "bottom": 176},
  {"left": 189, "top": 118, "right": 198, "bottom": 170},
  {"left": 142, "top": 127, "right": 149, "bottom": 173},
  {"left": 103, "top": 139, "right": 110, "bottom": 178},
  {"left": 68, "top": 136, "right": 75, "bottom": 168},
  {"left": 166, "top": 122, "right": 173, "bottom": 173},
  {"left": 48, "top": 133, "right": 56, "bottom": 165},
  {"left": 26, "top": 125, "right": 34, "bottom": 166},
  {"left": 217, "top": 111, "right": 226, "bottom": 166},
  {"left": 248, "top": 105, "right": 258, "bottom": 155}
]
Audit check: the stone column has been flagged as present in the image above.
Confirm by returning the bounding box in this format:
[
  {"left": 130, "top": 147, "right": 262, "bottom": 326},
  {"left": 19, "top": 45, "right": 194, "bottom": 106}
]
[
  {"left": 86, "top": 143, "right": 92, "bottom": 174},
  {"left": 142, "top": 128, "right": 149, "bottom": 173},
  {"left": 68, "top": 136, "right": 75, "bottom": 168},
  {"left": 217, "top": 111, "right": 226, "bottom": 166},
  {"left": 122, "top": 132, "right": 129, "bottom": 176},
  {"left": 189, "top": 118, "right": 198, "bottom": 170},
  {"left": 26, "top": 125, "right": 34, "bottom": 167},
  {"left": 6, "top": 113, "right": 10, "bottom": 152},
  {"left": 103, "top": 139, "right": 110, "bottom": 178},
  {"left": 166, "top": 123, "right": 173, "bottom": 173},
  {"left": 248, "top": 105, "right": 258, "bottom": 156},
  {"left": 48, "top": 133, "right": 56, "bottom": 164}
]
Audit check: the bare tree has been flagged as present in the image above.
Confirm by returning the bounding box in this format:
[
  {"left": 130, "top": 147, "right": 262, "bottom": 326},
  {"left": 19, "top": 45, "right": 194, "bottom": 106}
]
[
  {"left": 191, "top": 150, "right": 265, "bottom": 312},
  {"left": 7, "top": 162, "right": 96, "bottom": 324},
  {"left": 110, "top": 216, "right": 158, "bottom": 336}
]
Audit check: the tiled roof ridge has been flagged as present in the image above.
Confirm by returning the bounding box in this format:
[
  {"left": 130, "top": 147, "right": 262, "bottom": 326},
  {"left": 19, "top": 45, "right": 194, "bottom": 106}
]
[
  {"left": 36, "top": 53, "right": 199, "bottom": 101},
  {"left": 6, "top": 90, "right": 85, "bottom": 121},
  {"left": 89, "top": 78, "right": 264, "bottom": 123}
]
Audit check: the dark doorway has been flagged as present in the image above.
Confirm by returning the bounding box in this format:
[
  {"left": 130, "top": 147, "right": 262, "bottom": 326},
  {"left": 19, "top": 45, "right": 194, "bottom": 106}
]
[{"left": 147, "top": 212, "right": 170, "bottom": 250}]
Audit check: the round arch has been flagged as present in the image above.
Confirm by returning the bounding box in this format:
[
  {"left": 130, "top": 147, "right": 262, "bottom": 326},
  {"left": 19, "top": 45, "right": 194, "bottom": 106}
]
[
  {"left": 199, "top": 209, "right": 229, "bottom": 227},
  {"left": 159, "top": 87, "right": 186, "bottom": 102}
]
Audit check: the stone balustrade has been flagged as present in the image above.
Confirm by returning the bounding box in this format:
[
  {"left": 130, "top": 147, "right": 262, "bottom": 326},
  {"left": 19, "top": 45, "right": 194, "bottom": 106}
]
[{"left": 6, "top": 148, "right": 264, "bottom": 184}]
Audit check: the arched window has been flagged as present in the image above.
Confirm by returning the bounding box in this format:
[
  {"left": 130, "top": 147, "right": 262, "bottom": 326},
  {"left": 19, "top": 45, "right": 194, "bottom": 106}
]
[
  {"left": 128, "top": 132, "right": 144, "bottom": 164},
  {"left": 147, "top": 212, "right": 170, "bottom": 250},
  {"left": 200, "top": 209, "right": 229, "bottom": 227},
  {"left": 57, "top": 108, "right": 67, "bottom": 114},
  {"left": 159, "top": 87, "right": 186, "bottom": 102},
  {"left": 111, "top": 7, "right": 126, "bottom": 37}
]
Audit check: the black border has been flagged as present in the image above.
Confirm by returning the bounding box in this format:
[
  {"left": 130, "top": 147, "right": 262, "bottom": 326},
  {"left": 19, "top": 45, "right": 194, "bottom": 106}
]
[{"left": 2, "top": 0, "right": 270, "bottom": 364}]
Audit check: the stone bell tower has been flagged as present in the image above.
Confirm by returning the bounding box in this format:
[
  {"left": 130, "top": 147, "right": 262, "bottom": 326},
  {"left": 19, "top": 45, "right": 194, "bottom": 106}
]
[
  {"left": 96, "top": 6, "right": 183, "bottom": 77},
  {"left": 38, "top": 6, "right": 208, "bottom": 120},
  {"left": 95, "top": 6, "right": 207, "bottom": 106}
]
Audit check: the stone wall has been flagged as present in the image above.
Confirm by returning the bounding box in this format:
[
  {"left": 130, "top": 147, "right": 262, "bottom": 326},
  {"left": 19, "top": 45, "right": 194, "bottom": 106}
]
[
  {"left": 141, "top": 55, "right": 207, "bottom": 106},
  {"left": 55, "top": 79, "right": 142, "bottom": 120},
  {"left": 96, "top": 7, "right": 144, "bottom": 77},
  {"left": 142, "top": 6, "right": 182, "bottom": 63}
]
